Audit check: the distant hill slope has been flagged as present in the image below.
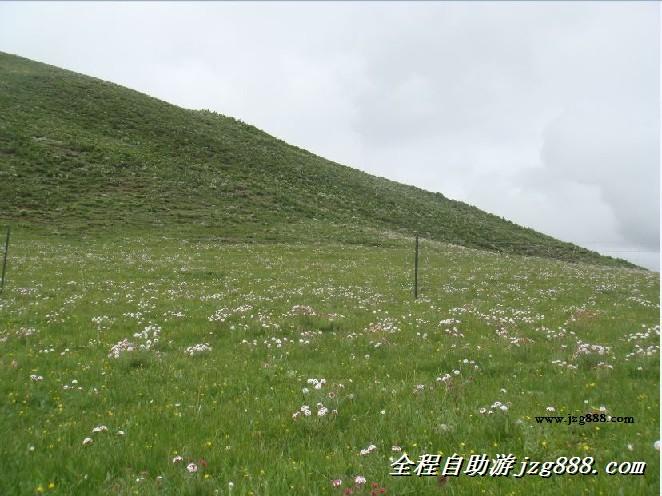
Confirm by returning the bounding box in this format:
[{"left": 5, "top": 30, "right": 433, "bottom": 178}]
[{"left": 0, "top": 52, "right": 634, "bottom": 267}]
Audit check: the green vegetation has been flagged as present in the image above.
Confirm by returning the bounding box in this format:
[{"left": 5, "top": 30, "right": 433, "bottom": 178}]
[
  {"left": 0, "top": 52, "right": 657, "bottom": 495},
  {"left": 0, "top": 231, "right": 658, "bottom": 495},
  {"left": 0, "top": 51, "right": 633, "bottom": 267}
]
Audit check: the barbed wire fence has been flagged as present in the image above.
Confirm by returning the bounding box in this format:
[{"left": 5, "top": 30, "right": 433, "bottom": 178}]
[
  {"left": 0, "top": 225, "right": 656, "bottom": 299},
  {"left": 410, "top": 232, "right": 659, "bottom": 299}
]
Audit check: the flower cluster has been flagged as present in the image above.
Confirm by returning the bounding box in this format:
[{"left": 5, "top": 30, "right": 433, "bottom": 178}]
[
  {"left": 439, "top": 318, "right": 461, "bottom": 325},
  {"left": 624, "top": 324, "right": 660, "bottom": 342},
  {"left": 436, "top": 369, "right": 461, "bottom": 384},
  {"left": 208, "top": 308, "right": 230, "bottom": 322},
  {"left": 292, "top": 402, "right": 335, "bottom": 419},
  {"left": 108, "top": 323, "right": 162, "bottom": 358},
  {"left": 478, "top": 400, "right": 509, "bottom": 415},
  {"left": 365, "top": 318, "right": 399, "bottom": 334},
  {"left": 359, "top": 444, "right": 377, "bottom": 456},
  {"left": 307, "top": 378, "right": 326, "bottom": 390},
  {"left": 185, "top": 343, "right": 212, "bottom": 356},
  {"left": 288, "top": 304, "right": 317, "bottom": 316},
  {"left": 550, "top": 359, "right": 578, "bottom": 369},
  {"left": 536, "top": 326, "right": 568, "bottom": 340},
  {"left": 625, "top": 344, "right": 659, "bottom": 360},
  {"left": 82, "top": 424, "right": 116, "bottom": 446},
  {"left": 172, "top": 454, "right": 207, "bottom": 474},
  {"left": 133, "top": 323, "right": 161, "bottom": 348},
  {"left": 108, "top": 338, "right": 136, "bottom": 359},
  {"left": 162, "top": 309, "right": 186, "bottom": 321},
  {"left": 16, "top": 327, "right": 38, "bottom": 338},
  {"left": 574, "top": 341, "right": 610, "bottom": 357}
]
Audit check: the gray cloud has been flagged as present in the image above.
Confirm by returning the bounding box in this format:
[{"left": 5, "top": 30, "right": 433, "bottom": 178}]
[
  {"left": 539, "top": 102, "right": 659, "bottom": 250},
  {"left": 0, "top": 1, "right": 658, "bottom": 269}
]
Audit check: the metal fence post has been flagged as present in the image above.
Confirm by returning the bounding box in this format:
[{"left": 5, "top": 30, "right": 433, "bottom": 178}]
[
  {"left": 1, "top": 226, "right": 10, "bottom": 294},
  {"left": 414, "top": 233, "right": 419, "bottom": 299}
]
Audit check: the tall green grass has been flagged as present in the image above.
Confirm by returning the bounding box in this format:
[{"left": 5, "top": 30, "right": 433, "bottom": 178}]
[{"left": 0, "top": 230, "right": 658, "bottom": 495}]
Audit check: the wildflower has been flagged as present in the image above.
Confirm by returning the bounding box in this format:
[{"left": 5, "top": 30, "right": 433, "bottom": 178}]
[
  {"left": 117, "top": 430, "right": 125, "bottom": 436},
  {"left": 355, "top": 475, "right": 366, "bottom": 485},
  {"left": 172, "top": 455, "right": 183, "bottom": 463},
  {"left": 546, "top": 406, "right": 556, "bottom": 412},
  {"left": 108, "top": 339, "right": 136, "bottom": 359},
  {"left": 82, "top": 437, "right": 93, "bottom": 446},
  {"left": 332, "top": 479, "right": 342, "bottom": 487},
  {"left": 360, "top": 444, "right": 377, "bottom": 455},
  {"left": 92, "top": 425, "right": 108, "bottom": 433},
  {"left": 186, "top": 463, "right": 198, "bottom": 473},
  {"left": 30, "top": 374, "right": 43, "bottom": 382},
  {"left": 185, "top": 343, "right": 212, "bottom": 356}
]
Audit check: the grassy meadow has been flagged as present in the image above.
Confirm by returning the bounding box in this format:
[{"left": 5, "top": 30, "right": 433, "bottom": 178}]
[{"left": 0, "top": 229, "right": 659, "bottom": 495}]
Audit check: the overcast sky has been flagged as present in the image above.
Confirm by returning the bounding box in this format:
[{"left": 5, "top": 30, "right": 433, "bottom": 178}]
[{"left": 1, "top": 2, "right": 659, "bottom": 270}]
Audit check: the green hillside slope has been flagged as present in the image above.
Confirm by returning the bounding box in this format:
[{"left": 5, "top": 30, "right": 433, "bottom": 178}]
[{"left": 0, "top": 52, "right": 634, "bottom": 267}]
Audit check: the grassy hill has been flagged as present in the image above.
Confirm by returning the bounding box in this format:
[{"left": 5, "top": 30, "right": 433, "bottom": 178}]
[{"left": 0, "top": 52, "right": 634, "bottom": 267}]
